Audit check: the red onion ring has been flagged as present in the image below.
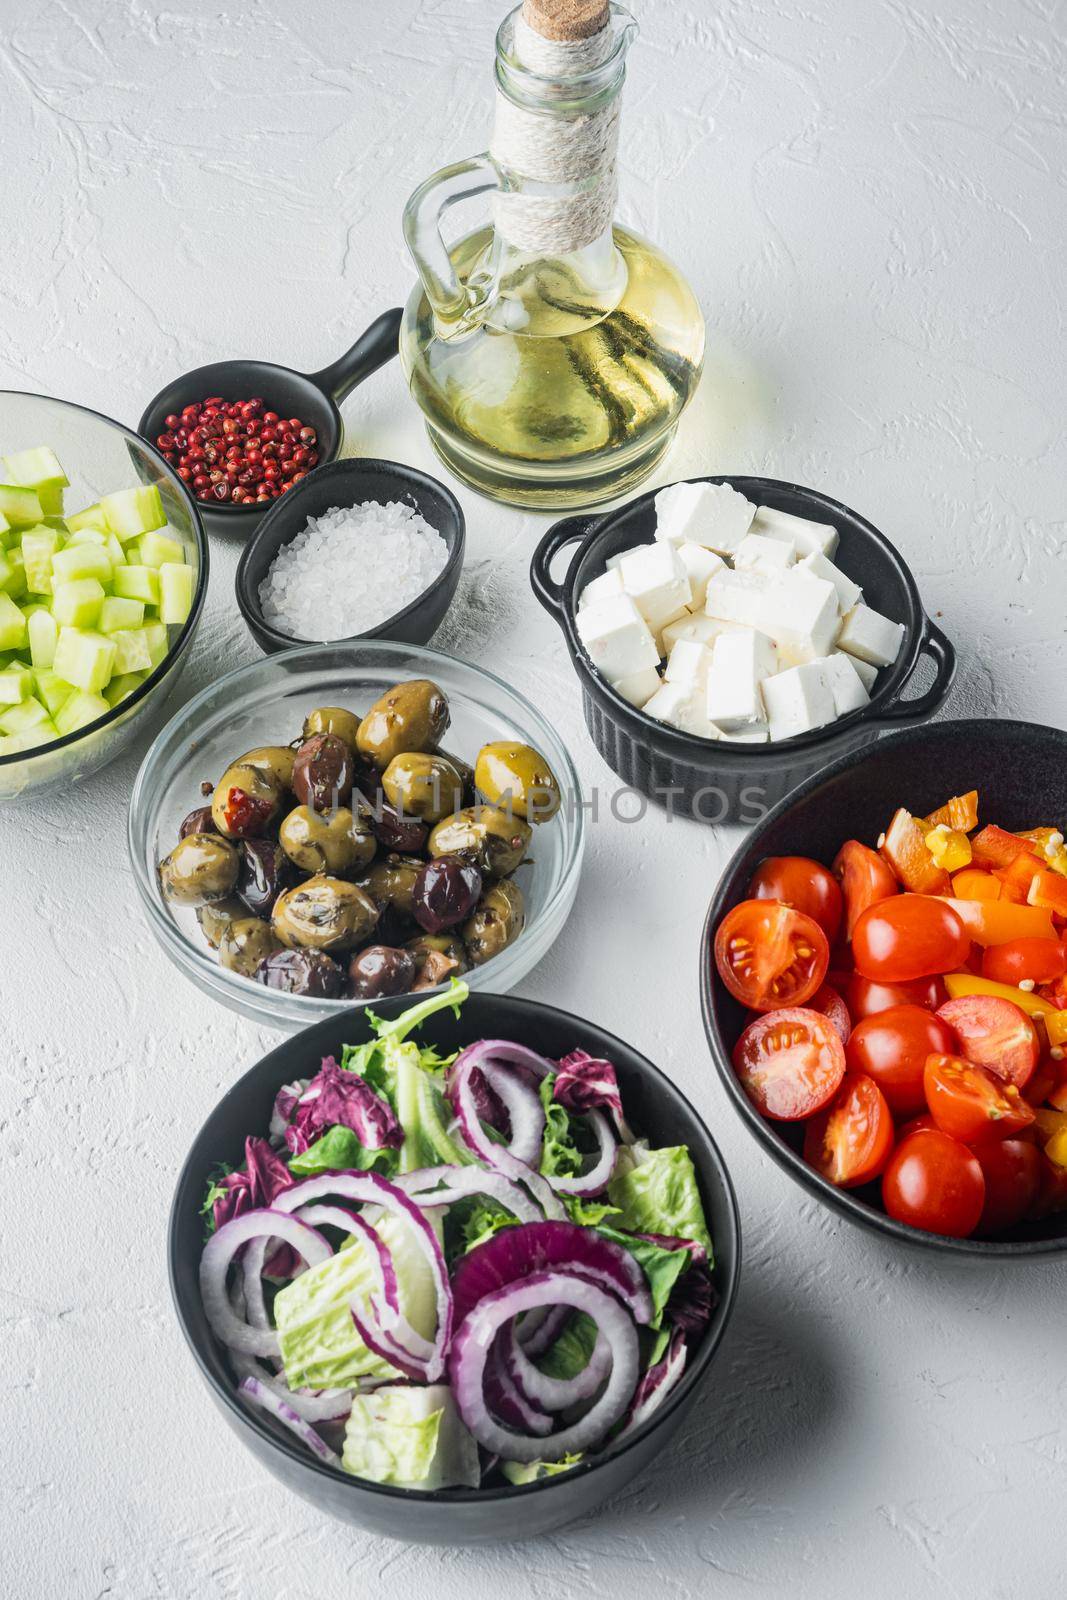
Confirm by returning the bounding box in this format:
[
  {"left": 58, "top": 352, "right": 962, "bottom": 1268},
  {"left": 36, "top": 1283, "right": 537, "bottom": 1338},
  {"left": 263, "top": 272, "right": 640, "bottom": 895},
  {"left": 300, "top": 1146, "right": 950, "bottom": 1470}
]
[
  {"left": 200, "top": 1209, "right": 332, "bottom": 1358},
  {"left": 449, "top": 1271, "right": 640, "bottom": 1463},
  {"left": 229, "top": 1349, "right": 356, "bottom": 1423},
  {"left": 238, "top": 1376, "right": 341, "bottom": 1466},
  {"left": 448, "top": 1043, "right": 566, "bottom": 1218},
  {"left": 486, "top": 1337, "right": 554, "bottom": 1435},
  {"left": 504, "top": 1319, "right": 612, "bottom": 1410},
  {"left": 546, "top": 1108, "right": 617, "bottom": 1197},
  {"left": 393, "top": 1165, "right": 544, "bottom": 1222}
]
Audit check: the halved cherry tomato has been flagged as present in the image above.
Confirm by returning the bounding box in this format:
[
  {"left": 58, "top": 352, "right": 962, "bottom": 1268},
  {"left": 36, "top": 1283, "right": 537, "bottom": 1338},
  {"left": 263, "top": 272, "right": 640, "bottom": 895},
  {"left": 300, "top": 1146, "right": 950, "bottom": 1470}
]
[
  {"left": 845, "top": 1004, "right": 958, "bottom": 1118},
  {"left": 982, "top": 938, "right": 1067, "bottom": 987},
  {"left": 940, "top": 897, "right": 1055, "bottom": 946},
  {"left": 974, "top": 1139, "right": 1041, "bottom": 1233},
  {"left": 732, "top": 1008, "right": 846, "bottom": 1121},
  {"left": 714, "top": 900, "right": 829, "bottom": 1012},
  {"left": 923, "top": 1053, "right": 1035, "bottom": 1142},
  {"left": 748, "top": 856, "right": 843, "bottom": 943},
  {"left": 882, "top": 1129, "right": 985, "bottom": 1237},
  {"left": 951, "top": 868, "right": 1001, "bottom": 902},
  {"left": 803, "top": 1072, "right": 894, "bottom": 1187},
  {"left": 853, "top": 895, "right": 969, "bottom": 983},
  {"left": 832, "top": 840, "right": 899, "bottom": 940},
  {"left": 845, "top": 972, "right": 948, "bottom": 1021},
  {"left": 809, "top": 982, "right": 851, "bottom": 1044},
  {"left": 936, "top": 994, "right": 1040, "bottom": 1089}
]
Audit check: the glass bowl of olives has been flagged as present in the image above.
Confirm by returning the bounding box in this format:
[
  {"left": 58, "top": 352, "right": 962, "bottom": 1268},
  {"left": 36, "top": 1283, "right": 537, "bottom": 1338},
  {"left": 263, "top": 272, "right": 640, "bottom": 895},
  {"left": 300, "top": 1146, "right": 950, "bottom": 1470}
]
[{"left": 127, "top": 641, "right": 584, "bottom": 1031}]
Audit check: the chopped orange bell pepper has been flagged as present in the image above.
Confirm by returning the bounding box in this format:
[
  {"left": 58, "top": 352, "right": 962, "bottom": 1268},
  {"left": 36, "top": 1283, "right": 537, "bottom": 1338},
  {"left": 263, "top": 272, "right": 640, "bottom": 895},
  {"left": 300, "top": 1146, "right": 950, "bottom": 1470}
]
[
  {"left": 924, "top": 790, "right": 979, "bottom": 832},
  {"left": 1046, "top": 1128, "right": 1067, "bottom": 1168},
  {"left": 951, "top": 868, "right": 1001, "bottom": 901},
  {"left": 995, "top": 851, "right": 1045, "bottom": 904},
  {"left": 1028, "top": 867, "right": 1067, "bottom": 918},
  {"left": 938, "top": 897, "right": 1055, "bottom": 947},
  {"left": 942, "top": 973, "right": 1057, "bottom": 1017},
  {"left": 1047, "top": 1012, "right": 1067, "bottom": 1049},
  {"left": 971, "top": 824, "right": 1033, "bottom": 870},
  {"left": 1034, "top": 1107, "right": 1067, "bottom": 1142},
  {"left": 880, "top": 808, "right": 952, "bottom": 894}
]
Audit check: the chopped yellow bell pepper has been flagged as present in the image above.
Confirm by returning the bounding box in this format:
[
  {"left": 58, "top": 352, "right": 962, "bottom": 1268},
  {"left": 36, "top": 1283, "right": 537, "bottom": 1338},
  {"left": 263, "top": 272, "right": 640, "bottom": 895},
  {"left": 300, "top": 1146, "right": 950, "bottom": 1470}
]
[
  {"left": 1035, "top": 1108, "right": 1067, "bottom": 1141},
  {"left": 1046, "top": 1128, "right": 1067, "bottom": 1168},
  {"left": 925, "top": 824, "right": 973, "bottom": 872},
  {"left": 942, "top": 973, "right": 1057, "bottom": 1017},
  {"left": 1046, "top": 1011, "right": 1067, "bottom": 1049}
]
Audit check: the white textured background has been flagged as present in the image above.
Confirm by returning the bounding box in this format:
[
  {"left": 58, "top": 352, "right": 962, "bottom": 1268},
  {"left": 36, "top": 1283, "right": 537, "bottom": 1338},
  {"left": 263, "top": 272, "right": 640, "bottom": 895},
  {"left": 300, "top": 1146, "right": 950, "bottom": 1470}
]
[{"left": 2, "top": 1, "right": 1065, "bottom": 1595}]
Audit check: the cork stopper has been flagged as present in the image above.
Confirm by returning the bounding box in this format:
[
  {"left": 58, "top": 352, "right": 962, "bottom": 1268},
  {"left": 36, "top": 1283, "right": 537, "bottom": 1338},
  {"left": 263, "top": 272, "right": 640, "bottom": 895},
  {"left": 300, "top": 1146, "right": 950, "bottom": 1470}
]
[{"left": 521, "top": 0, "right": 609, "bottom": 42}]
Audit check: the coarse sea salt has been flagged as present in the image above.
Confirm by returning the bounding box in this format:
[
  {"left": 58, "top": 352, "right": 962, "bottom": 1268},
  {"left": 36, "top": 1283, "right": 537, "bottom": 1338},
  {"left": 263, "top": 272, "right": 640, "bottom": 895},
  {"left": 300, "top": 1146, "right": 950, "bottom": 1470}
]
[{"left": 258, "top": 500, "right": 449, "bottom": 641}]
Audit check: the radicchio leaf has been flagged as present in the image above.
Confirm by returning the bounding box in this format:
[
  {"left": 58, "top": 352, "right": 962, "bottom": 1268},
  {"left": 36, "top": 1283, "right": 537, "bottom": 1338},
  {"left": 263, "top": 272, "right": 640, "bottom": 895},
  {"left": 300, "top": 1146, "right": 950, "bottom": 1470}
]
[
  {"left": 554, "top": 1050, "right": 626, "bottom": 1131},
  {"left": 211, "top": 1136, "right": 298, "bottom": 1277},
  {"left": 283, "top": 1056, "right": 403, "bottom": 1158}
]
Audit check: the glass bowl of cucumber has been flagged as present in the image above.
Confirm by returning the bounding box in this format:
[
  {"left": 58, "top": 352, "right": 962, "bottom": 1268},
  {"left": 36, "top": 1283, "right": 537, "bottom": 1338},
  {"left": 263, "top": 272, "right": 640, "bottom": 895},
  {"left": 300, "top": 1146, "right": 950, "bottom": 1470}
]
[{"left": 0, "top": 390, "right": 208, "bottom": 801}]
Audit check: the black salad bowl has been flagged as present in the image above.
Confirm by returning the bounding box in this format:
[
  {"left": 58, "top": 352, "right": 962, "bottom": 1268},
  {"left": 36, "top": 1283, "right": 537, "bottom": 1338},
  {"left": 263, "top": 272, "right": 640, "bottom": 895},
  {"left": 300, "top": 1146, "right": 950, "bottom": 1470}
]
[
  {"left": 169, "top": 992, "right": 741, "bottom": 1542},
  {"left": 234, "top": 457, "right": 465, "bottom": 653},
  {"left": 531, "top": 476, "right": 956, "bottom": 824},
  {"left": 700, "top": 717, "right": 1067, "bottom": 1260},
  {"left": 138, "top": 309, "right": 403, "bottom": 537}
]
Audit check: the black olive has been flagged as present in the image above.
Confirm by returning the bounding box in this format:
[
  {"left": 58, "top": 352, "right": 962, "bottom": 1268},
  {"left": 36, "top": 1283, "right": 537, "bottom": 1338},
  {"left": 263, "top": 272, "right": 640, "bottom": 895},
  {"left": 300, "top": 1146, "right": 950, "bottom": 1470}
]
[
  {"left": 372, "top": 801, "right": 429, "bottom": 853},
  {"left": 179, "top": 805, "right": 217, "bottom": 839},
  {"left": 237, "top": 838, "right": 293, "bottom": 918},
  {"left": 254, "top": 948, "right": 347, "bottom": 998},
  {"left": 348, "top": 944, "right": 418, "bottom": 1000},
  {"left": 412, "top": 855, "right": 482, "bottom": 934},
  {"left": 291, "top": 733, "right": 354, "bottom": 813}
]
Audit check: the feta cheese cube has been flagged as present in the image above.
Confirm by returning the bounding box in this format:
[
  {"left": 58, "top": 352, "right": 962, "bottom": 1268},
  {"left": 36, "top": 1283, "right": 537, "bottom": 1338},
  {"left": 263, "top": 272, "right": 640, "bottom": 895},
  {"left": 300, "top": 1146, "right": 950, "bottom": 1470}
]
[
  {"left": 837, "top": 602, "right": 904, "bottom": 667},
  {"left": 654, "top": 480, "right": 756, "bottom": 556},
  {"left": 676, "top": 541, "right": 725, "bottom": 607},
  {"left": 733, "top": 532, "right": 796, "bottom": 573},
  {"left": 705, "top": 568, "right": 839, "bottom": 662},
  {"left": 664, "top": 638, "right": 713, "bottom": 691},
  {"left": 643, "top": 681, "right": 718, "bottom": 738},
  {"left": 705, "top": 630, "right": 777, "bottom": 731},
  {"left": 618, "top": 542, "right": 691, "bottom": 633},
  {"left": 605, "top": 548, "right": 630, "bottom": 572},
  {"left": 819, "top": 651, "right": 871, "bottom": 716},
  {"left": 845, "top": 652, "right": 879, "bottom": 692},
  {"left": 751, "top": 505, "right": 839, "bottom": 558},
  {"left": 612, "top": 665, "right": 662, "bottom": 708},
  {"left": 761, "top": 661, "right": 837, "bottom": 741},
  {"left": 576, "top": 594, "right": 659, "bottom": 683},
  {"left": 660, "top": 612, "right": 742, "bottom": 654},
  {"left": 578, "top": 567, "right": 623, "bottom": 608},
  {"left": 703, "top": 567, "right": 777, "bottom": 629},
  {"left": 719, "top": 724, "right": 769, "bottom": 744},
  {"left": 795, "top": 550, "right": 861, "bottom": 614}
]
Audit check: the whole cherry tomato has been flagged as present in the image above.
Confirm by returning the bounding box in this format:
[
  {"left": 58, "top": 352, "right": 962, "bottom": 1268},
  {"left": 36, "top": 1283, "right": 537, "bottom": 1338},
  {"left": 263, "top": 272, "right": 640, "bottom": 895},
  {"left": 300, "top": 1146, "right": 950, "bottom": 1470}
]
[
  {"left": 882, "top": 1129, "right": 986, "bottom": 1238},
  {"left": 845, "top": 972, "right": 948, "bottom": 1021},
  {"left": 714, "top": 900, "right": 829, "bottom": 1012},
  {"left": 732, "top": 1007, "right": 846, "bottom": 1120},
  {"left": 748, "top": 856, "right": 844, "bottom": 943},
  {"left": 936, "top": 995, "right": 1040, "bottom": 1090},
  {"left": 809, "top": 983, "right": 851, "bottom": 1044},
  {"left": 802, "top": 1072, "right": 894, "bottom": 1187},
  {"left": 845, "top": 1004, "right": 958, "bottom": 1118},
  {"left": 974, "top": 1139, "right": 1041, "bottom": 1233},
  {"left": 923, "top": 1053, "right": 1035, "bottom": 1143},
  {"left": 833, "top": 839, "right": 899, "bottom": 939},
  {"left": 852, "top": 895, "right": 969, "bottom": 983},
  {"left": 981, "top": 938, "right": 1067, "bottom": 987}
]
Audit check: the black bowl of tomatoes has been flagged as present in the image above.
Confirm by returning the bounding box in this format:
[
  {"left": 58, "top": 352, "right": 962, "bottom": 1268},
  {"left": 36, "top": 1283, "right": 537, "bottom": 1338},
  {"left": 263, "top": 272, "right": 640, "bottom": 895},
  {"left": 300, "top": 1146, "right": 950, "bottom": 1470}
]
[{"left": 700, "top": 718, "right": 1067, "bottom": 1258}]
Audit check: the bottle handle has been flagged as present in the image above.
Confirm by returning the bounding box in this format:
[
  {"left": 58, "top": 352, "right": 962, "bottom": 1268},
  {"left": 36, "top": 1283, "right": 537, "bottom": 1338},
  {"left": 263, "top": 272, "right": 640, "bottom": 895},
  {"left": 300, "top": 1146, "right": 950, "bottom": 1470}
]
[{"left": 402, "top": 154, "right": 500, "bottom": 328}]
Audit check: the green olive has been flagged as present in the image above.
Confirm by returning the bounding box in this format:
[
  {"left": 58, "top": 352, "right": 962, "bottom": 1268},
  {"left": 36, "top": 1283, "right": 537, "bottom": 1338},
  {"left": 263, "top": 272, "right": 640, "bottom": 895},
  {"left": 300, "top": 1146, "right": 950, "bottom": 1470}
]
[
  {"left": 406, "top": 931, "right": 470, "bottom": 987},
  {"left": 463, "top": 879, "right": 526, "bottom": 966},
  {"left": 271, "top": 876, "right": 379, "bottom": 952},
  {"left": 428, "top": 806, "right": 532, "bottom": 878},
  {"left": 159, "top": 833, "right": 239, "bottom": 907},
  {"left": 219, "top": 916, "right": 282, "bottom": 978},
  {"left": 356, "top": 679, "right": 450, "bottom": 769},
  {"left": 196, "top": 896, "right": 246, "bottom": 949},
  {"left": 357, "top": 854, "right": 424, "bottom": 916},
  {"left": 381, "top": 752, "right": 466, "bottom": 823},
  {"left": 278, "top": 804, "right": 377, "bottom": 876},
  {"left": 302, "top": 706, "right": 362, "bottom": 750},
  {"left": 474, "top": 741, "right": 561, "bottom": 823},
  {"left": 210, "top": 761, "right": 284, "bottom": 837},
  {"left": 234, "top": 745, "right": 297, "bottom": 793}
]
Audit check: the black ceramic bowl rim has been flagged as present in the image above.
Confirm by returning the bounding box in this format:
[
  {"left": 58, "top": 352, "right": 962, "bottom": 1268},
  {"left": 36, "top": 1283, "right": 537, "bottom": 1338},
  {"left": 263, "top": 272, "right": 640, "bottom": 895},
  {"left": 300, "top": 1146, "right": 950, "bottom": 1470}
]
[
  {"left": 233, "top": 458, "right": 466, "bottom": 650},
  {"left": 531, "top": 475, "right": 956, "bottom": 764},
  {"left": 699, "top": 716, "right": 1067, "bottom": 1260},
  {"left": 168, "top": 993, "right": 742, "bottom": 1507},
  {"left": 0, "top": 389, "right": 209, "bottom": 771}
]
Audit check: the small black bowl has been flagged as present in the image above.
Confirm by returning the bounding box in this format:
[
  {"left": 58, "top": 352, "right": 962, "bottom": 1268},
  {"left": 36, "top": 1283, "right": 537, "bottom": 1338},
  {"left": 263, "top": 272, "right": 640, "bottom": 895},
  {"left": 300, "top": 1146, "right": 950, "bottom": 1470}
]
[
  {"left": 531, "top": 476, "right": 956, "bottom": 823},
  {"left": 168, "top": 992, "right": 741, "bottom": 1542},
  {"left": 137, "top": 309, "right": 402, "bottom": 538},
  {"left": 700, "top": 717, "right": 1067, "bottom": 1260},
  {"left": 234, "top": 457, "right": 465, "bottom": 654}
]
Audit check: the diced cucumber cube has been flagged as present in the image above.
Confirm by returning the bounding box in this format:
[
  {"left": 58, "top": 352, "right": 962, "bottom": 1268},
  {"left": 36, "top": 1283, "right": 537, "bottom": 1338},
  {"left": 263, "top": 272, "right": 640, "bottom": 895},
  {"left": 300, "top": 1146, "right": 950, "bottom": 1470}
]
[
  {"left": 52, "top": 577, "right": 105, "bottom": 629},
  {"left": 100, "top": 484, "right": 165, "bottom": 542},
  {"left": 159, "top": 562, "right": 195, "bottom": 625},
  {"left": 64, "top": 525, "right": 108, "bottom": 548},
  {"left": 104, "top": 670, "right": 146, "bottom": 707},
  {"left": 1, "top": 550, "right": 26, "bottom": 600},
  {"left": 0, "top": 721, "right": 59, "bottom": 755},
  {"left": 138, "top": 527, "right": 185, "bottom": 568},
  {"left": 27, "top": 608, "right": 59, "bottom": 669},
  {"left": 106, "top": 533, "right": 126, "bottom": 568},
  {"left": 33, "top": 668, "right": 73, "bottom": 718},
  {"left": 54, "top": 690, "right": 109, "bottom": 737},
  {"left": 53, "top": 627, "right": 117, "bottom": 693},
  {"left": 112, "top": 565, "right": 160, "bottom": 605},
  {"left": 52, "top": 543, "right": 112, "bottom": 585},
  {"left": 0, "top": 591, "right": 27, "bottom": 650},
  {"left": 22, "top": 528, "right": 58, "bottom": 594},
  {"left": 0, "top": 550, "right": 14, "bottom": 589},
  {"left": 99, "top": 596, "right": 144, "bottom": 634},
  {"left": 110, "top": 627, "right": 152, "bottom": 675},
  {"left": 0, "top": 666, "right": 32, "bottom": 704},
  {"left": 3, "top": 446, "right": 68, "bottom": 493},
  {"left": 0, "top": 484, "right": 44, "bottom": 527},
  {"left": 0, "top": 695, "right": 50, "bottom": 735},
  {"left": 141, "top": 621, "right": 169, "bottom": 669},
  {"left": 66, "top": 503, "right": 108, "bottom": 535}
]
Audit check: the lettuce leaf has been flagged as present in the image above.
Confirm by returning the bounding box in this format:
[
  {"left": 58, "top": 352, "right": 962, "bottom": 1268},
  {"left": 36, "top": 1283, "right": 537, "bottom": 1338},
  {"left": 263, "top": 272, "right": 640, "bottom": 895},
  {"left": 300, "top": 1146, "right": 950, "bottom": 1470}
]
[
  {"left": 287, "top": 1125, "right": 399, "bottom": 1179},
  {"left": 595, "top": 1226, "right": 689, "bottom": 1327},
  {"left": 537, "top": 1311, "right": 599, "bottom": 1380},
  {"left": 343, "top": 1384, "right": 480, "bottom": 1490},
  {"left": 607, "top": 1145, "right": 712, "bottom": 1256},
  {"left": 500, "top": 1452, "right": 582, "bottom": 1485}
]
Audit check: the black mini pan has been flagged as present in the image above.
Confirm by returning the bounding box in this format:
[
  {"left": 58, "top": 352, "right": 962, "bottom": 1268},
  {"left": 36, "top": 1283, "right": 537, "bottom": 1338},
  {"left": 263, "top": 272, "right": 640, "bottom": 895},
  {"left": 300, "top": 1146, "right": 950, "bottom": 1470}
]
[{"left": 137, "top": 309, "right": 403, "bottom": 537}]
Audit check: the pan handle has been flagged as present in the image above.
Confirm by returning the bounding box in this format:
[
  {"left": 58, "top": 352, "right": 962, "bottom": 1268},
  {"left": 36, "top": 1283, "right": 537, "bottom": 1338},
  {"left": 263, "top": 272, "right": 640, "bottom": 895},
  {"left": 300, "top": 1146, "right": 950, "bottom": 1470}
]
[
  {"left": 307, "top": 309, "right": 403, "bottom": 404},
  {"left": 530, "top": 515, "right": 599, "bottom": 625},
  {"left": 868, "top": 616, "right": 957, "bottom": 727}
]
